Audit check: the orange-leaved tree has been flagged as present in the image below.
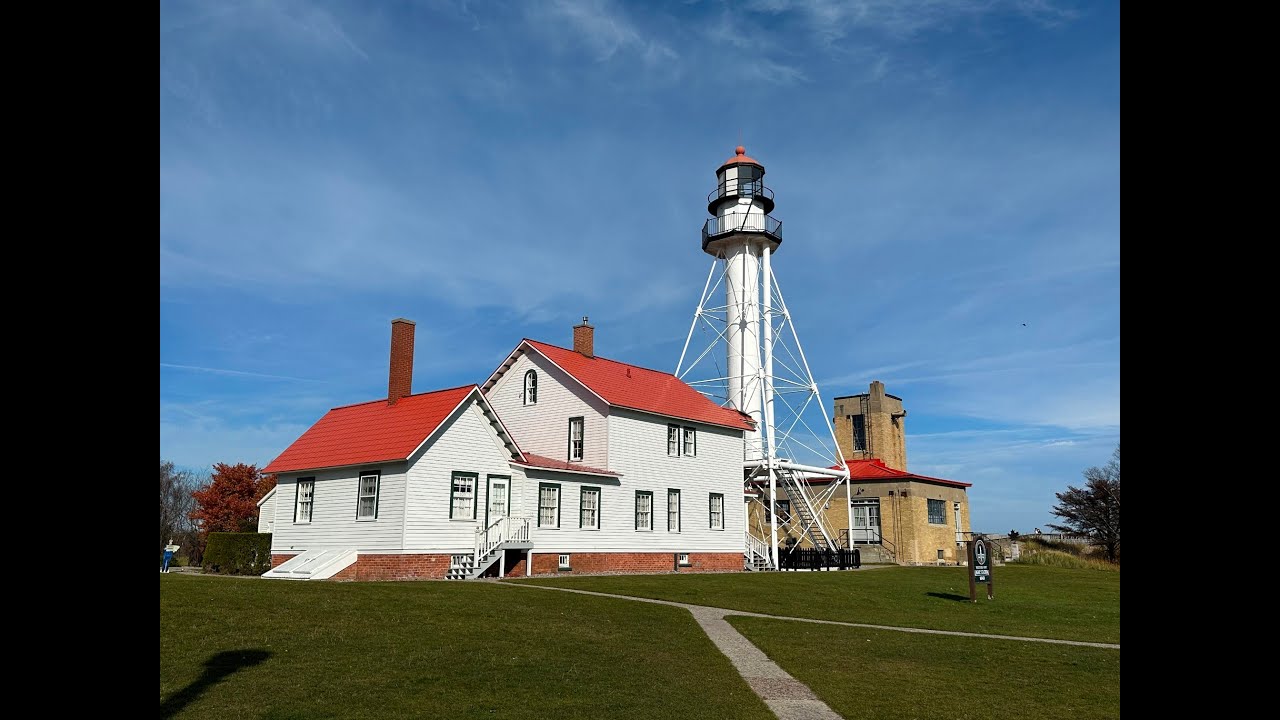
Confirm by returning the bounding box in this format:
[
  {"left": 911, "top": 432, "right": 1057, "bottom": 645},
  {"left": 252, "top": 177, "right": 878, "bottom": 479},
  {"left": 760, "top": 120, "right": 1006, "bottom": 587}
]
[{"left": 190, "top": 462, "right": 277, "bottom": 538}]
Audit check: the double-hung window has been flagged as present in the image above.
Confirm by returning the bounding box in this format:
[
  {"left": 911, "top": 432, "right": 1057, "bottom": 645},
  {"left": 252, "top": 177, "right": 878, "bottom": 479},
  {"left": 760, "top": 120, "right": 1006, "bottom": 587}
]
[
  {"left": 667, "top": 424, "right": 680, "bottom": 456},
  {"left": 635, "top": 491, "right": 653, "bottom": 531},
  {"left": 667, "top": 489, "right": 681, "bottom": 532},
  {"left": 580, "top": 486, "right": 600, "bottom": 529},
  {"left": 709, "top": 493, "right": 724, "bottom": 530},
  {"left": 356, "top": 472, "right": 380, "bottom": 520},
  {"left": 682, "top": 427, "right": 696, "bottom": 456},
  {"left": 539, "top": 483, "right": 561, "bottom": 528},
  {"left": 294, "top": 478, "right": 315, "bottom": 523},
  {"left": 569, "top": 417, "right": 584, "bottom": 462},
  {"left": 451, "top": 472, "right": 477, "bottom": 519}
]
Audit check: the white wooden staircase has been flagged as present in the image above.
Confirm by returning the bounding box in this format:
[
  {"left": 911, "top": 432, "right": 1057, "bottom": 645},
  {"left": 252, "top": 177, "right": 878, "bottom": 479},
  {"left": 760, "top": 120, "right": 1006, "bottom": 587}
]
[
  {"left": 446, "top": 516, "right": 534, "bottom": 580},
  {"left": 744, "top": 532, "right": 773, "bottom": 571}
]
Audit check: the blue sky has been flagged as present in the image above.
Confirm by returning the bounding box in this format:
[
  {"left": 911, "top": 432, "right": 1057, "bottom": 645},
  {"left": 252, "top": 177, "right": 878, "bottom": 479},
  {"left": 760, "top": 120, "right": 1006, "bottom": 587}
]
[{"left": 160, "top": 0, "right": 1119, "bottom": 534}]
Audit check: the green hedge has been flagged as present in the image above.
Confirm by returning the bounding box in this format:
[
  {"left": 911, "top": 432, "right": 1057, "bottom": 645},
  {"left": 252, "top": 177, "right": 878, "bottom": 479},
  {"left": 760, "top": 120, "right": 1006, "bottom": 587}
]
[{"left": 203, "top": 532, "right": 272, "bottom": 575}]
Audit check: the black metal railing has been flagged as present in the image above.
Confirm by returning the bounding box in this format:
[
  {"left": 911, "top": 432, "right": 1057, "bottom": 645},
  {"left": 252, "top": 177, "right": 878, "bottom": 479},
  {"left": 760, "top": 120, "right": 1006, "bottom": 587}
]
[
  {"left": 778, "top": 547, "right": 862, "bottom": 571},
  {"left": 707, "top": 179, "right": 774, "bottom": 206},
  {"left": 702, "top": 214, "right": 783, "bottom": 244}
]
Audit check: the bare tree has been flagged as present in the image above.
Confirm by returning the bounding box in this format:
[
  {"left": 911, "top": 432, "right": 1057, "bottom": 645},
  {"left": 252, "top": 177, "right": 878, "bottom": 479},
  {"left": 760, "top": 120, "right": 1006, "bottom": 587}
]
[
  {"left": 160, "top": 460, "right": 198, "bottom": 558},
  {"left": 1049, "top": 444, "right": 1120, "bottom": 562}
]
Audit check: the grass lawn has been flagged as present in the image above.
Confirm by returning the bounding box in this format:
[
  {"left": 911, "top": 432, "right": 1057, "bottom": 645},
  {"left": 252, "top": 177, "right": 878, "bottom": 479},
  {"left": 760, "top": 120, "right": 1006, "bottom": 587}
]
[
  {"left": 729, "top": 616, "right": 1120, "bottom": 720},
  {"left": 160, "top": 574, "right": 772, "bottom": 720},
  {"left": 516, "top": 565, "right": 1120, "bottom": 643}
]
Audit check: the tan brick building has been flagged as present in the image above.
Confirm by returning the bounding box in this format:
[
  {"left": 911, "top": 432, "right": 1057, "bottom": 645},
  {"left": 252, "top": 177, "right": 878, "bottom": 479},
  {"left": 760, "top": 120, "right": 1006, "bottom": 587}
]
[{"left": 747, "top": 381, "right": 974, "bottom": 565}]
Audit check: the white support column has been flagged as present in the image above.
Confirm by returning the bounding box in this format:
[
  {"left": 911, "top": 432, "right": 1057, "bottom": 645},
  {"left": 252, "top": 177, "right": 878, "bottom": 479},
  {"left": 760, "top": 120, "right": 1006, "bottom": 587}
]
[
  {"left": 499, "top": 549, "right": 506, "bottom": 578},
  {"left": 846, "top": 473, "right": 853, "bottom": 561},
  {"left": 525, "top": 552, "right": 532, "bottom": 577},
  {"left": 762, "top": 245, "right": 778, "bottom": 569}
]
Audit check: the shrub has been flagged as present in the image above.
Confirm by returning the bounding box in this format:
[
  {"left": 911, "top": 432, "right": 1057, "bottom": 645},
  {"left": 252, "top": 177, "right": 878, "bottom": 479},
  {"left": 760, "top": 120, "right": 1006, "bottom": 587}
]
[
  {"left": 1014, "top": 549, "right": 1118, "bottom": 571},
  {"left": 203, "top": 532, "right": 272, "bottom": 575}
]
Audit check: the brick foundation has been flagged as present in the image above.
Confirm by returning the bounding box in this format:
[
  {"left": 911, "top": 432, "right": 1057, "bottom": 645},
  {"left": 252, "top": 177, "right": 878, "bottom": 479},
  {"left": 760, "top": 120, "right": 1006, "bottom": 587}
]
[
  {"left": 516, "top": 551, "right": 741, "bottom": 577},
  {"left": 271, "top": 553, "right": 297, "bottom": 568}
]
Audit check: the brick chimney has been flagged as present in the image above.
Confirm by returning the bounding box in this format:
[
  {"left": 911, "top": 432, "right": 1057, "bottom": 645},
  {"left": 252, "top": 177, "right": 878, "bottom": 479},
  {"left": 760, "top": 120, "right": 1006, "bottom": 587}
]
[
  {"left": 388, "top": 318, "right": 416, "bottom": 404},
  {"left": 573, "top": 316, "right": 594, "bottom": 358}
]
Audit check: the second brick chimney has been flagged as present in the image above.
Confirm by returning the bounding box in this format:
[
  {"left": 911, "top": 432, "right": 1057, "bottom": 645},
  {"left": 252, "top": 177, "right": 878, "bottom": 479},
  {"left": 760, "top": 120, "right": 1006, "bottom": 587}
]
[
  {"left": 573, "top": 316, "right": 594, "bottom": 358},
  {"left": 388, "top": 318, "right": 416, "bottom": 404}
]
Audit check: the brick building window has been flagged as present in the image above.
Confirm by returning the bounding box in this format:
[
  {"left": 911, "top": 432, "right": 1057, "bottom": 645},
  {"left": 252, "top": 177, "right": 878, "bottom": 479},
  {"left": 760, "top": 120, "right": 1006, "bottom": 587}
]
[{"left": 927, "top": 498, "right": 946, "bottom": 525}]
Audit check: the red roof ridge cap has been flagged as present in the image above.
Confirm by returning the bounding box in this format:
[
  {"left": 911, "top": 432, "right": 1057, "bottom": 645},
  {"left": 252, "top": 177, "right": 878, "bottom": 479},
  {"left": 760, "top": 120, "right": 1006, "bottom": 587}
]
[{"left": 326, "top": 384, "right": 477, "bottom": 411}]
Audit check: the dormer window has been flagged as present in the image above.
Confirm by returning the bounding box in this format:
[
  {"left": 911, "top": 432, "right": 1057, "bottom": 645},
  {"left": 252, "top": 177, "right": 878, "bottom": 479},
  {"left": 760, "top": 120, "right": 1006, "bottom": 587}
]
[{"left": 524, "top": 370, "right": 538, "bottom": 405}]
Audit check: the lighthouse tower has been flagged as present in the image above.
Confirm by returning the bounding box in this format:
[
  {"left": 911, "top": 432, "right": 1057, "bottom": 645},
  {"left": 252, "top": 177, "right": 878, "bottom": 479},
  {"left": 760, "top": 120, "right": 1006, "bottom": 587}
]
[
  {"left": 703, "top": 146, "right": 777, "bottom": 461},
  {"left": 677, "top": 146, "right": 851, "bottom": 569}
]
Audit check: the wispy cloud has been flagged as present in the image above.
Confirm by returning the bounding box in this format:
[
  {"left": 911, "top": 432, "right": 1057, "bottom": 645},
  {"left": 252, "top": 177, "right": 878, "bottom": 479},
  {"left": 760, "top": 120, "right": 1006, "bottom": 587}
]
[
  {"left": 534, "top": 0, "right": 678, "bottom": 67},
  {"left": 746, "top": 0, "right": 1077, "bottom": 44},
  {"left": 160, "top": 363, "right": 327, "bottom": 383}
]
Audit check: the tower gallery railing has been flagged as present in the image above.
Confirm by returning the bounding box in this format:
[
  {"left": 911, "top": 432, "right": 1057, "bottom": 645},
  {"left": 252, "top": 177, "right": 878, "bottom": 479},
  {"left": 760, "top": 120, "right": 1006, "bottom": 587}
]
[{"left": 702, "top": 214, "right": 784, "bottom": 244}]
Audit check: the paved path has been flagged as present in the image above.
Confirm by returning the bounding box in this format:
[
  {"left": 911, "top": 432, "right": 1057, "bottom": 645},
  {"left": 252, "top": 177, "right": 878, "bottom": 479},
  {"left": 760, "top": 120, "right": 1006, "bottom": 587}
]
[{"left": 501, "top": 582, "right": 1120, "bottom": 720}]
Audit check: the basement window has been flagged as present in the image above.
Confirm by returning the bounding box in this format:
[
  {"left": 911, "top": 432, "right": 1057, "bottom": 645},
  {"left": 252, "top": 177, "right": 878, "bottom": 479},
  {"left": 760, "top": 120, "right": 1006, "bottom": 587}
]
[
  {"left": 558, "top": 554, "right": 571, "bottom": 571},
  {"left": 677, "top": 553, "right": 691, "bottom": 567}
]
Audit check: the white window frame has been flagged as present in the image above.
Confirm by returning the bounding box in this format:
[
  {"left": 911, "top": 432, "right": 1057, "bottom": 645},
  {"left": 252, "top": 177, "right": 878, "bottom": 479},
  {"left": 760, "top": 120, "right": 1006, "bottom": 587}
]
[
  {"left": 539, "top": 483, "right": 561, "bottom": 529},
  {"left": 667, "top": 489, "right": 681, "bottom": 532},
  {"left": 524, "top": 369, "right": 537, "bottom": 405},
  {"left": 682, "top": 426, "right": 696, "bottom": 456},
  {"left": 356, "top": 472, "right": 380, "bottom": 520},
  {"left": 580, "top": 486, "right": 600, "bottom": 530},
  {"left": 569, "top": 417, "right": 584, "bottom": 462},
  {"left": 677, "top": 552, "right": 691, "bottom": 566},
  {"left": 450, "top": 472, "right": 477, "bottom": 520},
  {"left": 294, "top": 478, "right": 315, "bottom": 524},
  {"left": 635, "top": 491, "right": 653, "bottom": 531},
  {"left": 667, "top": 424, "right": 680, "bottom": 456},
  {"left": 558, "top": 554, "right": 571, "bottom": 570},
  {"left": 709, "top": 493, "right": 724, "bottom": 530}
]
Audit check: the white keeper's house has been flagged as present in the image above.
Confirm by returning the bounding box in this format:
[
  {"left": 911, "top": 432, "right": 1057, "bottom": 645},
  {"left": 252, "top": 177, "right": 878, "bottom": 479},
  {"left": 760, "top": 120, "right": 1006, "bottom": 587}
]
[{"left": 261, "top": 317, "right": 754, "bottom": 581}]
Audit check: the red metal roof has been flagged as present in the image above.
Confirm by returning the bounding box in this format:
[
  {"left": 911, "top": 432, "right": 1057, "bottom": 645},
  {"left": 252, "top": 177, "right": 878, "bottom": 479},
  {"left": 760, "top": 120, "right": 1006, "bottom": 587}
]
[
  {"left": 833, "top": 459, "right": 972, "bottom": 488},
  {"left": 521, "top": 339, "right": 755, "bottom": 431},
  {"left": 263, "top": 385, "right": 478, "bottom": 474},
  {"left": 514, "top": 453, "right": 620, "bottom": 478},
  {"left": 719, "top": 145, "right": 763, "bottom": 170}
]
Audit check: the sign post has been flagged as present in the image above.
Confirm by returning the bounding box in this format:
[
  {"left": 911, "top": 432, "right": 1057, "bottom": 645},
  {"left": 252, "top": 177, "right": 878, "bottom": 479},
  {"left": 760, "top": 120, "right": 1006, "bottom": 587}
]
[{"left": 967, "top": 537, "right": 994, "bottom": 602}]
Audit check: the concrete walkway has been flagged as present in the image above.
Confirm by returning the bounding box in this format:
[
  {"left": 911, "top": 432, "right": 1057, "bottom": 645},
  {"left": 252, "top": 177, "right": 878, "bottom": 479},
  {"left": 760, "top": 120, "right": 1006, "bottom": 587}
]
[
  {"left": 501, "top": 582, "right": 1120, "bottom": 720},
  {"left": 505, "top": 582, "right": 842, "bottom": 720}
]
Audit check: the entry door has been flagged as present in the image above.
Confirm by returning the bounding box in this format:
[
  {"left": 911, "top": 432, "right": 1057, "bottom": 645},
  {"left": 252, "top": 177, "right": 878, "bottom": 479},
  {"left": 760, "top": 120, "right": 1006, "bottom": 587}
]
[
  {"left": 488, "top": 477, "right": 509, "bottom": 525},
  {"left": 851, "top": 506, "right": 869, "bottom": 543}
]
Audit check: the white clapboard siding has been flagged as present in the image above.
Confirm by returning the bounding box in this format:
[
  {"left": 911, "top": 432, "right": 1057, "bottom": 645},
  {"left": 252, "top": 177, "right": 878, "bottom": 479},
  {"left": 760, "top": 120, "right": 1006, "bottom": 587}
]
[
  {"left": 403, "top": 400, "right": 529, "bottom": 552},
  {"left": 486, "top": 349, "right": 610, "bottom": 469},
  {"left": 520, "top": 409, "right": 744, "bottom": 553},
  {"left": 271, "top": 462, "right": 408, "bottom": 554},
  {"left": 257, "top": 488, "right": 277, "bottom": 534}
]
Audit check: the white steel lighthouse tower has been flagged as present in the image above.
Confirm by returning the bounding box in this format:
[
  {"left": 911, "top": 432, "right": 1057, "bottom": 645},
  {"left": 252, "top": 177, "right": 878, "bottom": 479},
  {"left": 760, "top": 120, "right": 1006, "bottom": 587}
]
[{"left": 676, "top": 146, "right": 851, "bottom": 570}]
